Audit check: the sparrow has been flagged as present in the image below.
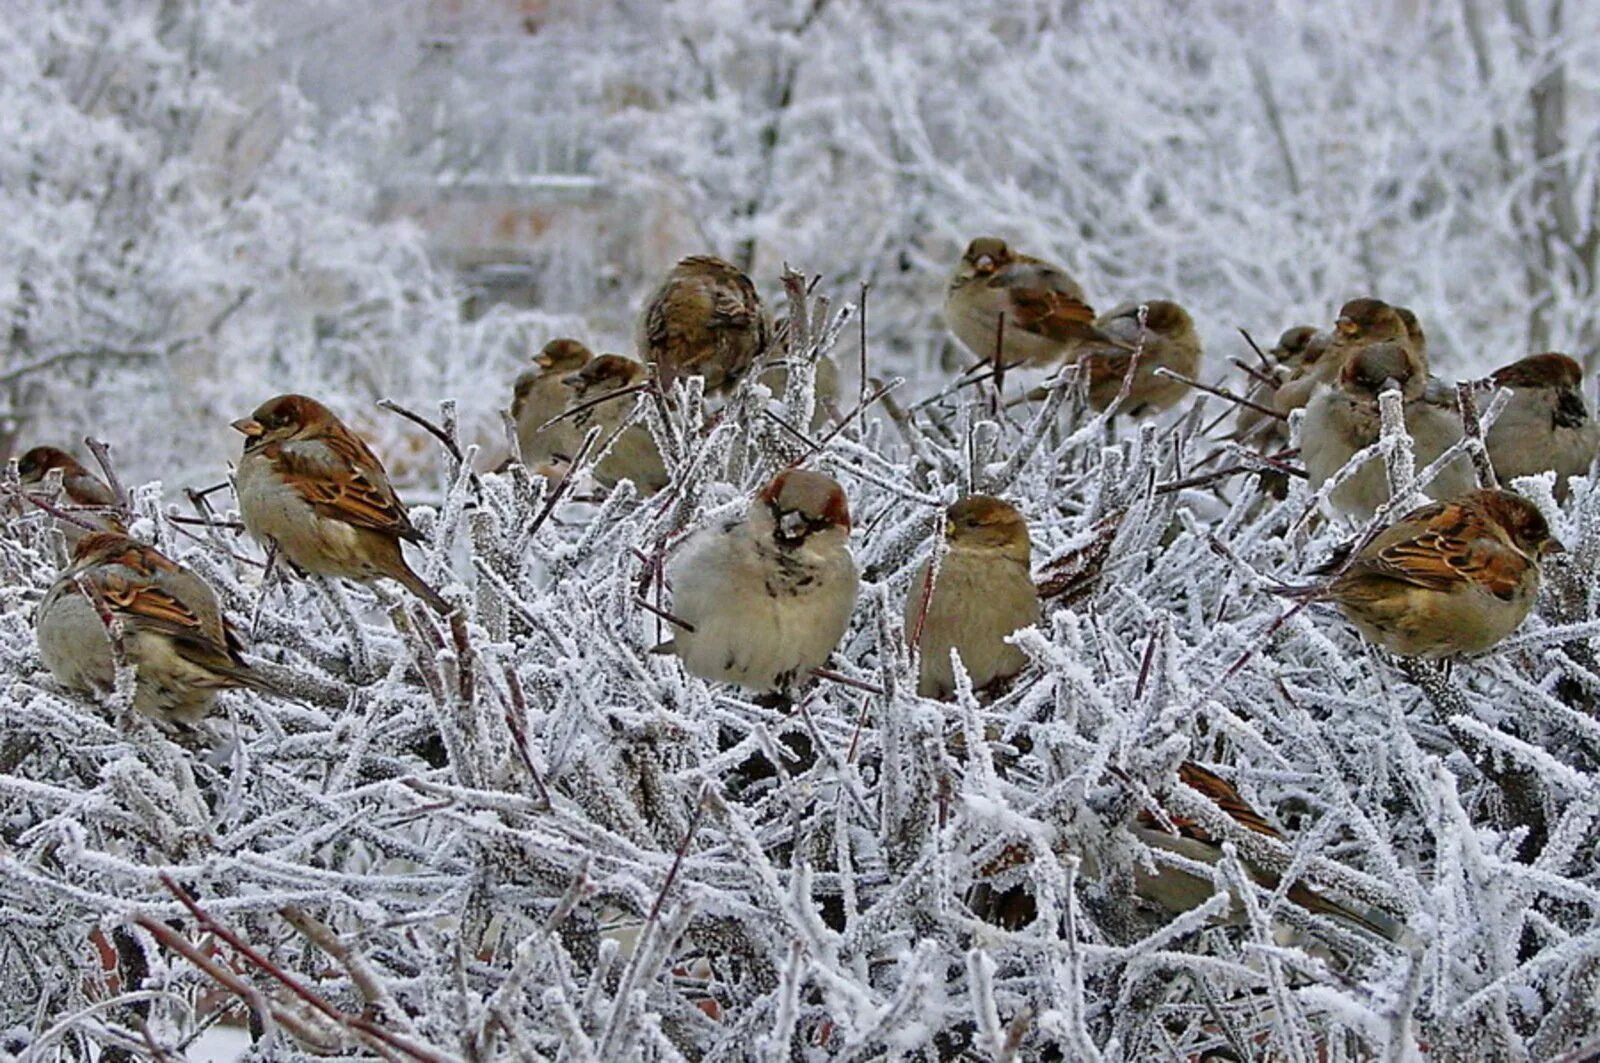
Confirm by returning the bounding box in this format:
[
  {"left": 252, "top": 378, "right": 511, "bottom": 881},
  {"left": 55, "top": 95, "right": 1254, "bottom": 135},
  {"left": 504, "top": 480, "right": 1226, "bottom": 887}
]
[
  {"left": 35, "top": 532, "right": 280, "bottom": 724},
  {"left": 1233, "top": 325, "right": 1325, "bottom": 455},
  {"left": 666, "top": 469, "right": 858, "bottom": 693},
  {"left": 511, "top": 338, "right": 592, "bottom": 466},
  {"left": 1272, "top": 325, "right": 1326, "bottom": 370},
  {"left": 638, "top": 255, "right": 768, "bottom": 393},
  {"left": 563, "top": 355, "right": 669, "bottom": 495},
  {"left": 944, "top": 237, "right": 1123, "bottom": 368},
  {"left": 1301, "top": 341, "right": 1473, "bottom": 519},
  {"left": 1298, "top": 488, "right": 1561, "bottom": 657},
  {"left": 231, "top": 394, "right": 451, "bottom": 614},
  {"left": 904, "top": 495, "right": 1040, "bottom": 699},
  {"left": 1074, "top": 300, "right": 1202, "bottom": 414},
  {"left": 1484, "top": 352, "right": 1599, "bottom": 497},
  {"left": 1274, "top": 298, "right": 1417, "bottom": 419},
  {"left": 1129, "top": 762, "right": 1406, "bottom": 940},
  {"left": 15, "top": 446, "right": 124, "bottom": 543},
  {"left": 974, "top": 761, "right": 1406, "bottom": 941}
]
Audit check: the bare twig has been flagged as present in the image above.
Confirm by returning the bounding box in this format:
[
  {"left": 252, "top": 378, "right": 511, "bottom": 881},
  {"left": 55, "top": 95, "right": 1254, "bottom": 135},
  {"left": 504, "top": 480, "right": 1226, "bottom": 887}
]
[
  {"left": 1152, "top": 368, "right": 1286, "bottom": 421},
  {"left": 84, "top": 437, "right": 131, "bottom": 512}
]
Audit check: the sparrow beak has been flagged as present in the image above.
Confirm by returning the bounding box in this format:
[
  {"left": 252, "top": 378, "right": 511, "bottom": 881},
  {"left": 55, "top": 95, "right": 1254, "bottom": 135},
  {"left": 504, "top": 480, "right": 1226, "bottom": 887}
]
[
  {"left": 1381, "top": 376, "right": 1403, "bottom": 394},
  {"left": 1336, "top": 316, "right": 1357, "bottom": 336},
  {"left": 1543, "top": 538, "right": 1567, "bottom": 558},
  {"left": 974, "top": 254, "right": 996, "bottom": 273},
  {"left": 777, "top": 510, "right": 809, "bottom": 543},
  {"left": 535, "top": 355, "right": 554, "bottom": 369},
  {"left": 231, "top": 418, "right": 264, "bottom": 438}
]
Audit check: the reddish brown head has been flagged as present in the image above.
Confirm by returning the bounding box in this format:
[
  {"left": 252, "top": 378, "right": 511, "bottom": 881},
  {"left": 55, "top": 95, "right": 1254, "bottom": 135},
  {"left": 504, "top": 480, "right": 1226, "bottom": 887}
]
[
  {"left": 757, "top": 469, "right": 851, "bottom": 542},
  {"left": 1492, "top": 352, "right": 1583, "bottom": 390},
  {"left": 1474, "top": 489, "right": 1562, "bottom": 559},
  {"left": 232, "top": 394, "right": 342, "bottom": 446},
  {"left": 18, "top": 446, "right": 90, "bottom": 484}
]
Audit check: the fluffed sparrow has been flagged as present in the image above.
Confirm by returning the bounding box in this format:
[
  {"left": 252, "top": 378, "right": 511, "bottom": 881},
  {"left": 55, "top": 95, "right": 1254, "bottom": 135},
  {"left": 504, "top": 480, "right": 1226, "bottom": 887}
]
[
  {"left": 1303, "top": 488, "right": 1561, "bottom": 657},
  {"left": 945, "top": 237, "right": 1121, "bottom": 368},
  {"left": 1075, "top": 300, "right": 1203, "bottom": 414},
  {"left": 1485, "top": 352, "right": 1598, "bottom": 498},
  {"left": 1301, "top": 341, "right": 1473, "bottom": 519},
  {"left": 638, "top": 255, "right": 768, "bottom": 393},
  {"left": 563, "top": 355, "right": 669, "bottom": 495},
  {"left": 231, "top": 394, "right": 451, "bottom": 614},
  {"left": 1130, "top": 762, "right": 1405, "bottom": 940},
  {"left": 904, "top": 495, "right": 1040, "bottom": 699},
  {"left": 512, "top": 338, "right": 592, "bottom": 466},
  {"left": 1274, "top": 298, "right": 1416, "bottom": 418},
  {"left": 15, "top": 446, "right": 124, "bottom": 544},
  {"left": 667, "top": 469, "right": 858, "bottom": 693},
  {"left": 36, "top": 532, "right": 280, "bottom": 723}
]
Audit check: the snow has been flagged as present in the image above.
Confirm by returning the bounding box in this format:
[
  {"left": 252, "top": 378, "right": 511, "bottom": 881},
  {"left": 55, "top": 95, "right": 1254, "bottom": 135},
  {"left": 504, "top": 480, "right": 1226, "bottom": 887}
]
[{"left": 4, "top": 0, "right": 1600, "bottom": 1059}]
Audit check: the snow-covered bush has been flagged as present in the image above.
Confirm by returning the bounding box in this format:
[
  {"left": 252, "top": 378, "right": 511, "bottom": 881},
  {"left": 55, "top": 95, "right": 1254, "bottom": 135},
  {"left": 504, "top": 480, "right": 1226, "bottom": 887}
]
[
  {"left": 5, "top": 275, "right": 1600, "bottom": 1060},
  {"left": 6, "top": 0, "right": 1600, "bottom": 1059}
]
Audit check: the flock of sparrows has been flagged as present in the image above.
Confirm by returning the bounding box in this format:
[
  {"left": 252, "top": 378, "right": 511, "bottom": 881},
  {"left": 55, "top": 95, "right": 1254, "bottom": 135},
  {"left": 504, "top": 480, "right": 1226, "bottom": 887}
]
[{"left": 11, "top": 237, "right": 1591, "bottom": 943}]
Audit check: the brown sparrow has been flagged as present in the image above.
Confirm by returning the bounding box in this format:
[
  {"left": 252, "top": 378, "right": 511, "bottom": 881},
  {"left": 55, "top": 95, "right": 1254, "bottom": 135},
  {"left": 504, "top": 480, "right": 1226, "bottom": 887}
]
[
  {"left": 945, "top": 237, "right": 1122, "bottom": 368},
  {"left": 511, "top": 338, "right": 592, "bottom": 466},
  {"left": 976, "top": 760, "right": 1405, "bottom": 940},
  {"left": 667, "top": 469, "right": 857, "bottom": 693},
  {"left": 904, "top": 495, "right": 1039, "bottom": 699},
  {"left": 1075, "top": 300, "right": 1203, "bottom": 414},
  {"left": 1302, "top": 341, "right": 1473, "bottom": 519},
  {"left": 1272, "top": 325, "right": 1326, "bottom": 370},
  {"left": 563, "top": 355, "right": 669, "bottom": 495},
  {"left": 231, "top": 394, "right": 450, "bottom": 614},
  {"left": 638, "top": 255, "right": 768, "bottom": 393},
  {"left": 1232, "top": 325, "right": 1326, "bottom": 457},
  {"left": 1274, "top": 298, "right": 1417, "bottom": 418},
  {"left": 36, "top": 532, "right": 280, "bottom": 724},
  {"left": 15, "top": 446, "right": 124, "bottom": 544},
  {"left": 1131, "top": 762, "right": 1405, "bottom": 939},
  {"left": 1302, "top": 488, "right": 1561, "bottom": 657},
  {"left": 1485, "top": 352, "right": 1599, "bottom": 497}
]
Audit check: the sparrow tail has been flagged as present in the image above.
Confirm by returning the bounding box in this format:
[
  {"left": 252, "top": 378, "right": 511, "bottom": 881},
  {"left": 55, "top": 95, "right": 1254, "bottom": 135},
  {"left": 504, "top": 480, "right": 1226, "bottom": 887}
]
[
  {"left": 395, "top": 561, "right": 453, "bottom": 616},
  {"left": 1288, "top": 882, "right": 1410, "bottom": 944},
  {"left": 1264, "top": 577, "right": 1322, "bottom": 601}
]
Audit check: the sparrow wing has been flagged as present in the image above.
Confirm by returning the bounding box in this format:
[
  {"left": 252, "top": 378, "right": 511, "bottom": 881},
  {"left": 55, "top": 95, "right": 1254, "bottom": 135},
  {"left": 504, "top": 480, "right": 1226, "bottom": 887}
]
[
  {"left": 999, "top": 281, "right": 1099, "bottom": 344},
  {"left": 83, "top": 545, "right": 241, "bottom": 667},
  {"left": 1137, "top": 761, "right": 1282, "bottom": 842},
  {"left": 271, "top": 436, "right": 423, "bottom": 543},
  {"left": 510, "top": 369, "right": 538, "bottom": 422},
  {"left": 64, "top": 472, "right": 117, "bottom": 508},
  {"left": 1336, "top": 501, "right": 1527, "bottom": 600}
]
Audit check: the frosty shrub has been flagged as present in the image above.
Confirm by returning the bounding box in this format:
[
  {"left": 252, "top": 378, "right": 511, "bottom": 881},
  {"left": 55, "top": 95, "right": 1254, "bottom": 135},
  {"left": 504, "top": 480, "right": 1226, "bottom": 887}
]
[
  {"left": 6, "top": 0, "right": 1600, "bottom": 1059},
  {"left": 5, "top": 275, "right": 1600, "bottom": 1061}
]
